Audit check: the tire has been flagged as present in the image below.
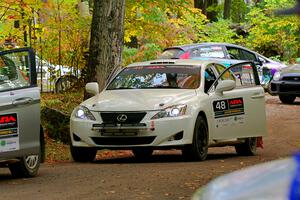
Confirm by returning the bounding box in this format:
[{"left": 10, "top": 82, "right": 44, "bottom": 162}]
[
  {"left": 132, "top": 148, "right": 153, "bottom": 160},
  {"left": 182, "top": 115, "right": 208, "bottom": 161},
  {"left": 235, "top": 137, "right": 257, "bottom": 156},
  {"left": 70, "top": 144, "right": 97, "bottom": 162},
  {"left": 279, "top": 95, "right": 296, "bottom": 104},
  {"left": 55, "top": 75, "right": 78, "bottom": 93},
  {"left": 9, "top": 155, "right": 40, "bottom": 178}
]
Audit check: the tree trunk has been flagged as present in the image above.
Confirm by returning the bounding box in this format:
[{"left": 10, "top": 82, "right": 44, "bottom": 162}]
[
  {"left": 194, "top": 0, "right": 206, "bottom": 16},
  {"left": 223, "top": 0, "right": 231, "bottom": 19},
  {"left": 206, "top": 0, "right": 218, "bottom": 21},
  {"left": 85, "top": 0, "right": 125, "bottom": 95},
  {"left": 194, "top": 0, "right": 218, "bottom": 21},
  {"left": 194, "top": 0, "right": 203, "bottom": 9}
]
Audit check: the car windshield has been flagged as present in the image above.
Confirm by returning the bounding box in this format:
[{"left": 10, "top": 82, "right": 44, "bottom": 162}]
[{"left": 106, "top": 65, "right": 201, "bottom": 90}]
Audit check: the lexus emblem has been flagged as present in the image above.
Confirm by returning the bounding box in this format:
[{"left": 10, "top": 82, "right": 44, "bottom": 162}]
[{"left": 117, "top": 114, "right": 127, "bottom": 122}]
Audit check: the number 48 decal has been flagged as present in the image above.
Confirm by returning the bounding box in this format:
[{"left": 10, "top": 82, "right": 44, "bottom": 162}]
[
  {"left": 215, "top": 101, "right": 227, "bottom": 111},
  {"left": 213, "top": 98, "right": 244, "bottom": 118}
]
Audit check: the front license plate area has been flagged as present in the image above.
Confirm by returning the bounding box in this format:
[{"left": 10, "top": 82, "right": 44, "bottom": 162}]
[{"left": 101, "top": 129, "right": 138, "bottom": 136}]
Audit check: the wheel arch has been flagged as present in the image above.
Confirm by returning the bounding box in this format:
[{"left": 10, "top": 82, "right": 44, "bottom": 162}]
[{"left": 195, "top": 110, "right": 210, "bottom": 139}]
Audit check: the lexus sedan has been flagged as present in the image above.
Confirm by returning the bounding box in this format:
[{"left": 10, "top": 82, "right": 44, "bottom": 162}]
[{"left": 70, "top": 59, "right": 267, "bottom": 162}]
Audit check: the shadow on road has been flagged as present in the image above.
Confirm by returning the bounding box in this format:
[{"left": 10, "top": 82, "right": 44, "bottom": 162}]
[{"left": 93, "top": 151, "right": 239, "bottom": 164}]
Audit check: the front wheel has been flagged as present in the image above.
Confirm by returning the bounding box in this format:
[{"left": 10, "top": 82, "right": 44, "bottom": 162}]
[
  {"left": 235, "top": 137, "right": 257, "bottom": 156},
  {"left": 182, "top": 115, "right": 208, "bottom": 161},
  {"left": 9, "top": 155, "right": 40, "bottom": 178},
  {"left": 279, "top": 95, "right": 296, "bottom": 104},
  {"left": 70, "top": 144, "right": 97, "bottom": 162}
]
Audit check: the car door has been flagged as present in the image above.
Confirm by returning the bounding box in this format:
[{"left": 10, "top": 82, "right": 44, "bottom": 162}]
[
  {"left": 208, "top": 62, "right": 267, "bottom": 140},
  {"left": 0, "top": 48, "right": 40, "bottom": 157}
]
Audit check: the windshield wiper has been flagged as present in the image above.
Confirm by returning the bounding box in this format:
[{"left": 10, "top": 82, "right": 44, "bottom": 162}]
[{"left": 107, "top": 87, "right": 131, "bottom": 90}]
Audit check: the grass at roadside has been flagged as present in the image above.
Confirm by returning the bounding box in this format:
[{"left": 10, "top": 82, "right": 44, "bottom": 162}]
[
  {"left": 45, "top": 135, "right": 72, "bottom": 163},
  {"left": 41, "top": 91, "right": 84, "bottom": 115}
]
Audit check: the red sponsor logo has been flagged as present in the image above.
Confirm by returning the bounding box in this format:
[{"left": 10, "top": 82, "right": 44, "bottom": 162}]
[
  {"left": 229, "top": 99, "right": 243, "bottom": 105},
  {"left": 179, "top": 52, "right": 190, "bottom": 59},
  {"left": 0, "top": 116, "right": 16, "bottom": 124}
]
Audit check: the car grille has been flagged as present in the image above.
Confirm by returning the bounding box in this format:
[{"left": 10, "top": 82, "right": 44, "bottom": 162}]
[
  {"left": 100, "top": 112, "right": 146, "bottom": 124},
  {"left": 91, "top": 136, "right": 156, "bottom": 145},
  {"left": 279, "top": 85, "right": 300, "bottom": 92}
]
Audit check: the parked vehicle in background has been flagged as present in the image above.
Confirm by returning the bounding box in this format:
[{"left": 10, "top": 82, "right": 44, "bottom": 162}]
[
  {"left": 36, "top": 56, "right": 79, "bottom": 93},
  {"left": 159, "top": 43, "right": 286, "bottom": 89},
  {"left": 0, "top": 48, "right": 44, "bottom": 178},
  {"left": 270, "top": 64, "right": 300, "bottom": 104},
  {"left": 70, "top": 59, "right": 267, "bottom": 162}
]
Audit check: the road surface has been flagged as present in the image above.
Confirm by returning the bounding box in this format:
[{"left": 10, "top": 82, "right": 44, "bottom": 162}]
[{"left": 1, "top": 95, "right": 299, "bottom": 200}]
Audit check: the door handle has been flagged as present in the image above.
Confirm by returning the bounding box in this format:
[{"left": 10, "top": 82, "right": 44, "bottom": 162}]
[
  {"left": 12, "top": 97, "right": 33, "bottom": 106},
  {"left": 251, "top": 93, "right": 265, "bottom": 99}
]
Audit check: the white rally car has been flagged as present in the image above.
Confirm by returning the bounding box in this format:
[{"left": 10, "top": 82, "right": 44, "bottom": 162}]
[{"left": 70, "top": 59, "right": 267, "bottom": 162}]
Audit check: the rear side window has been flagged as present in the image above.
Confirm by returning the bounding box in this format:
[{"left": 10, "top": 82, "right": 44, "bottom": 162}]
[
  {"left": 0, "top": 50, "right": 32, "bottom": 91},
  {"left": 158, "top": 49, "right": 185, "bottom": 59},
  {"left": 241, "top": 50, "right": 257, "bottom": 61},
  {"left": 191, "top": 46, "right": 226, "bottom": 58}
]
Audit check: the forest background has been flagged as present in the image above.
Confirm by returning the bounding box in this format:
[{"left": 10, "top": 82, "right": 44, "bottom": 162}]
[{"left": 0, "top": 0, "right": 299, "bottom": 71}]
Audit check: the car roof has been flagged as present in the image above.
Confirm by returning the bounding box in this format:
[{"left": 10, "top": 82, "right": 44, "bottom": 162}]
[
  {"left": 126, "top": 59, "right": 226, "bottom": 68},
  {"left": 164, "top": 42, "right": 251, "bottom": 51}
]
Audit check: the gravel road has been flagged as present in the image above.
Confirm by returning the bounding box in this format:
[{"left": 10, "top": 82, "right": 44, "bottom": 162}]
[{"left": 1, "top": 95, "right": 299, "bottom": 200}]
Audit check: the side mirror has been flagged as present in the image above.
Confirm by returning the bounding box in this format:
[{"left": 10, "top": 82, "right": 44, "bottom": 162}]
[
  {"left": 85, "top": 82, "right": 99, "bottom": 96},
  {"left": 215, "top": 80, "right": 236, "bottom": 95}
]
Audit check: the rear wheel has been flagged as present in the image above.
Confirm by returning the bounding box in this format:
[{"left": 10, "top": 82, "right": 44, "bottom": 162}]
[
  {"left": 182, "top": 115, "right": 208, "bottom": 161},
  {"left": 70, "top": 144, "right": 97, "bottom": 162},
  {"left": 279, "top": 95, "right": 296, "bottom": 104},
  {"left": 235, "top": 137, "right": 257, "bottom": 156},
  {"left": 132, "top": 148, "right": 153, "bottom": 160},
  {"left": 9, "top": 155, "right": 40, "bottom": 178}
]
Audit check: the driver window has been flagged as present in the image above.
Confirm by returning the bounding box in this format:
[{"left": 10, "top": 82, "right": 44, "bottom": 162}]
[
  {"left": 0, "top": 52, "right": 31, "bottom": 91},
  {"left": 219, "top": 63, "right": 258, "bottom": 88},
  {"left": 204, "top": 66, "right": 217, "bottom": 93}
]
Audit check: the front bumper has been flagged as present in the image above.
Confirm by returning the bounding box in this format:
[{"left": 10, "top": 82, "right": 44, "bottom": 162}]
[
  {"left": 270, "top": 80, "right": 300, "bottom": 96},
  {"left": 70, "top": 112, "right": 195, "bottom": 149}
]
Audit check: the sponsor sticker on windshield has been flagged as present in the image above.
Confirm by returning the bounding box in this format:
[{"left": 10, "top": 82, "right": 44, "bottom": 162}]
[{"left": 0, "top": 113, "right": 19, "bottom": 152}]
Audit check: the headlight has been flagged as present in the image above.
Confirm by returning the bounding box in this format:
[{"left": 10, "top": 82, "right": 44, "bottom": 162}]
[
  {"left": 273, "top": 71, "right": 281, "bottom": 81},
  {"left": 151, "top": 104, "right": 187, "bottom": 120},
  {"left": 73, "top": 106, "right": 96, "bottom": 121}
]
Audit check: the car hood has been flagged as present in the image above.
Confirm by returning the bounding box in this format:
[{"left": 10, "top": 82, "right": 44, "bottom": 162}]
[
  {"left": 83, "top": 89, "right": 197, "bottom": 111},
  {"left": 280, "top": 64, "right": 300, "bottom": 75},
  {"left": 263, "top": 60, "right": 287, "bottom": 70}
]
